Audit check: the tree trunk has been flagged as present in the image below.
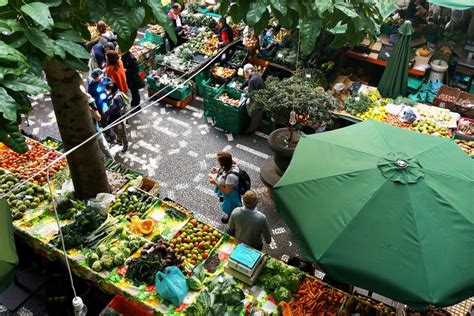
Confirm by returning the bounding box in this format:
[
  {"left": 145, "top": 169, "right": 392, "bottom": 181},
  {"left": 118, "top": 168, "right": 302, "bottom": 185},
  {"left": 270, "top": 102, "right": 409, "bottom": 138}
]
[{"left": 43, "top": 59, "right": 110, "bottom": 199}]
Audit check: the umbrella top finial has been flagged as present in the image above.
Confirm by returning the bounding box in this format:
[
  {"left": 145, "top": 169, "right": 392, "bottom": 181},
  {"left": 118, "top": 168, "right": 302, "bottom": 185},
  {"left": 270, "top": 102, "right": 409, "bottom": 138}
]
[{"left": 395, "top": 159, "right": 408, "bottom": 169}]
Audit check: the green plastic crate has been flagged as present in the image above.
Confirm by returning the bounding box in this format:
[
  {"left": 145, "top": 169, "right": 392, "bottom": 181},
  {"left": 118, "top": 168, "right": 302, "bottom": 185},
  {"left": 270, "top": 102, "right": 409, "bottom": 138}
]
[
  {"left": 203, "top": 78, "right": 224, "bottom": 117},
  {"left": 144, "top": 30, "right": 164, "bottom": 45},
  {"left": 146, "top": 75, "right": 192, "bottom": 100},
  {"left": 194, "top": 71, "right": 210, "bottom": 97},
  {"left": 136, "top": 38, "right": 165, "bottom": 57},
  {"left": 211, "top": 89, "right": 249, "bottom": 134}
]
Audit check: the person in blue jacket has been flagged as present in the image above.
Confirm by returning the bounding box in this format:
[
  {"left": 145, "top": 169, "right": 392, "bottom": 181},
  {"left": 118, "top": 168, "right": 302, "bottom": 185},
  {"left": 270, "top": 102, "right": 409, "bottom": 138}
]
[
  {"left": 89, "top": 42, "right": 115, "bottom": 73},
  {"left": 87, "top": 69, "right": 111, "bottom": 128}
]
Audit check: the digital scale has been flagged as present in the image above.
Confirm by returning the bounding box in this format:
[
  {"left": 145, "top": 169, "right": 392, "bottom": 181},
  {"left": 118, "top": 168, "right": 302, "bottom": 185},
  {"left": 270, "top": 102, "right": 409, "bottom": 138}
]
[{"left": 224, "top": 244, "right": 266, "bottom": 286}]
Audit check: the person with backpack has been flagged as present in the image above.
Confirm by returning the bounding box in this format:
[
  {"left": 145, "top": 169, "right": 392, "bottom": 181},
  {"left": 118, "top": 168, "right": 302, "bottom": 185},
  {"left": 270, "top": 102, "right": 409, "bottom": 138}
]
[
  {"left": 105, "top": 82, "right": 129, "bottom": 153},
  {"left": 209, "top": 151, "right": 251, "bottom": 223},
  {"left": 96, "top": 21, "right": 117, "bottom": 46},
  {"left": 228, "top": 190, "right": 271, "bottom": 251}
]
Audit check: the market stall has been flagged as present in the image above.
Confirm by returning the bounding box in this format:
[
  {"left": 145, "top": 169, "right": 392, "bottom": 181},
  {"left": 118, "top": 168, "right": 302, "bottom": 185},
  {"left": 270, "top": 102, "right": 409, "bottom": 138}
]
[{"left": 0, "top": 137, "right": 416, "bottom": 315}]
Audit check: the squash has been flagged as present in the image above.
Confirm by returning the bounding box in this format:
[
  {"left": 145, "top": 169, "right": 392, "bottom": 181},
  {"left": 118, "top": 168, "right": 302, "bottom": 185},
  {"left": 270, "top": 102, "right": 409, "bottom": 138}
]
[{"left": 137, "top": 219, "right": 154, "bottom": 235}]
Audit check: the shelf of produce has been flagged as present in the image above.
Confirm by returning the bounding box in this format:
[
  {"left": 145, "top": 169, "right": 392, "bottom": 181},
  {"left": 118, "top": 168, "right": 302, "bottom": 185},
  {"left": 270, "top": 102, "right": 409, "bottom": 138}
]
[
  {"left": 145, "top": 200, "right": 191, "bottom": 240},
  {"left": 346, "top": 50, "right": 426, "bottom": 77}
]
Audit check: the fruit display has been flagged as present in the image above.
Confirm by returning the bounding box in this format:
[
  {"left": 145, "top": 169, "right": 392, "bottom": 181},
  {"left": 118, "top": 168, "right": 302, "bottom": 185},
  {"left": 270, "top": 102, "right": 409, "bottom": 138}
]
[
  {"left": 197, "top": 36, "right": 219, "bottom": 56},
  {"left": 415, "top": 104, "right": 456, "bottom": 127},
  {"left": 212, "top": 66, "right": 236, "bottom": 79},
  {"left": 357, "top": 105, "right": 388, "bottom": 122},
  {"left": 106, "top": 170, "right": 128, "bottom": 195},
  {"left": 110, "top": 187, "right": 158, "bottom": 217},
  {"left": 1, "top": 173, "right": 50, "bottom": 220},
  {"left": 125, "top": 240, "right": 184, "bottom": 285},
  {"left": 126, "top": 215, "right": 155, "bottom": 236},
  {"left": 454, "top": 139, "right": 474, "bottom": 156},
  {"left": 146, "top": 24, "right": 164, "bottom": 35},
  {"left": 410, "top": 120, "right": 451, "bottom": 138},
  {"left": 0, "top": 140, "right": 67, "bottom": 186},
  {"left": 87, "top": 228, "right": 144, "bottom": 272},
  {"left": 457, "top": 118, "right": 474, "bottom": 137},
  {"left": 416, "top": 46, "right": 432, "bottom": 57},
  {"left": 169, "top": 219, "right": 222, "bottom": 266},
  {"left": 41, "top": 138, "right": 62, "bottom": 151},
  {"left": 258, "top": 257, "right": 305, "bottom": 302},
  {"left": 130, "top": 44, "right": 153, "bottom": 63},
  {"left": 286, "top": 277, "right": 346, "bottom": 314},
  {"left": 218, "top": 93, "right": 240, "bottom": 107},
  {"left": 383, "top": 114, "right": 412, "bottom": 129}
]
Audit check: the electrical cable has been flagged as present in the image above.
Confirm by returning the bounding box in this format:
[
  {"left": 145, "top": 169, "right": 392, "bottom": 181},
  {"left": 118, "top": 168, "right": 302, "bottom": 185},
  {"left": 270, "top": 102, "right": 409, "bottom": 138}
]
[{"left": 1, "top": 38, "right": 239, "bottom": 310}]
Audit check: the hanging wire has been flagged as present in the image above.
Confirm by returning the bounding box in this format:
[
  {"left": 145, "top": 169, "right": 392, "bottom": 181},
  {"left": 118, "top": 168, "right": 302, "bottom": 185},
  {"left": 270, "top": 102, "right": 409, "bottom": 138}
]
[
  {"left": 0, "top": 39, "right": 237, "bottom": 201},
  {"left": 0, "top": 39, "right": 238, "bottom": 300}
]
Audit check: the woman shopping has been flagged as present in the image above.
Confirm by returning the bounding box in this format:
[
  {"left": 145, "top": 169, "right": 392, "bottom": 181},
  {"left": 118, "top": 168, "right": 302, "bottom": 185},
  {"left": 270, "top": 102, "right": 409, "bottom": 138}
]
[
  {"left": 208, "top": 151, "right": 242, "bottom": 223},
  {"left": 105, "top": 50, "right": 128, "bottom": 94}
]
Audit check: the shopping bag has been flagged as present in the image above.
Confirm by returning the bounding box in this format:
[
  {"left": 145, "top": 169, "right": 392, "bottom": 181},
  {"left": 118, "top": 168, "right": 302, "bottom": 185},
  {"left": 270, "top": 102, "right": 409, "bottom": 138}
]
[{"left": 155, "top": 266, "right": 188, "bottom": 307}]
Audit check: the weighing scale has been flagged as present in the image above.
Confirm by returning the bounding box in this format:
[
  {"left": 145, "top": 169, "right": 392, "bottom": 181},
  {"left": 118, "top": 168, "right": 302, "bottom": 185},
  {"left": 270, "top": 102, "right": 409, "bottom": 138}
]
[{"left": 224, "top": 244, "right": 266, "bottom": 286}]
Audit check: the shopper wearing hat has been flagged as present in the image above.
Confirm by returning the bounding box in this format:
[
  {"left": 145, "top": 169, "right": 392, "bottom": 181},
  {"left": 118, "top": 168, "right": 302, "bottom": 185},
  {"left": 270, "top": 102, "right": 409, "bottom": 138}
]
[
  {"left": 241, "top": 64, "right": 264, "bottom": 134},
  {"left": 228, "top": 190, "right": 271, "bottom": 251},
  {"left": 88, "top": 68, "right": 112, "bottom": 128}
]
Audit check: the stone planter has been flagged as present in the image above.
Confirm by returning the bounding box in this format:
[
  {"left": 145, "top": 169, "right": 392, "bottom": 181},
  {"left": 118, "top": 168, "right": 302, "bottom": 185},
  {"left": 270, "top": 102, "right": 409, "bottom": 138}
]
[{"left": 260, "top": 128, "right": 302, "bottom": 188}]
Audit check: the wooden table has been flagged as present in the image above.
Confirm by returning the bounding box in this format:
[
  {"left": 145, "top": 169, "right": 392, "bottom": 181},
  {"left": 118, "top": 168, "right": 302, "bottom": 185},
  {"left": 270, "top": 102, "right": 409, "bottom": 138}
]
[{"left": 346, "top": 50, "right": 426, "bottom": 77}]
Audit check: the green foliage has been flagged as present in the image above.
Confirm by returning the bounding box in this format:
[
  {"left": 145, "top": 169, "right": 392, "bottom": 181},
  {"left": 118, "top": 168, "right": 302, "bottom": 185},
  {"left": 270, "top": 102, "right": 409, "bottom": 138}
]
[
  {"left": 344, "top": 94, "right": 372, "bottom": 115},
  {"left": 222, "top": 0, "right": 382, "bottom": 56},
  {"left": 0, "top": 0, "right": 176, "bottom": 153},
  {"left": 251, "top": 70, "right": 336, "bottom": 127}
]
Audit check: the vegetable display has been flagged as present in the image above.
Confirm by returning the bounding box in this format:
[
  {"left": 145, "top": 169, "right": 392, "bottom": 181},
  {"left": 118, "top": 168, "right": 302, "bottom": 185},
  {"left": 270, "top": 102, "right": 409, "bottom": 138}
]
[
  {"left": 165, "top": 207, "right": 187, "bottom": 221},
  {"left": 344, "top": 94, "right": 372, "bottom": 115},
  {"left": 125, "top": 240, "right": 184, "bottom": 285},
  {"left": 212, "top": 66, "right": 236, "bottom": 80},
  {"left": 288, "top": 277, "right": 346, "bottom": 314},
  {"left": 54, "top": 196, "right": 84, "bottom": 220},
  {"left": 170, "top": 219, "right": 222, "bottom": 266},
  {"left": 186, "top": 273, "right": 245, "bottom": 316},
  {"left": 187, "top": 264, "right": 206, "bottom": 291},
  {"left": 88, "top": 228, "right": 144, "bottom": 272},
  {"left": 110, "top": 187, "right": 158, "bottom": 217},
  {"left": 410, "top": 120, "right": 451, "bottom": 138},
  {"left": 342, "top": 294, "right": 396, "bottom": 315},
  {"left": 57, "top": 207, "right": 107, "bottom": 249},
  {"left": 218, "top": 93, "right": 240, "bottom": 107},
  {"left": 454, "top": 139, "right": 474, "bottom": 156},
  {"left": 258, "top": 257, "right": 305, "bottom": 302},
  {"left": 106, "top": 170, "right": 129, "bottom": 195}
]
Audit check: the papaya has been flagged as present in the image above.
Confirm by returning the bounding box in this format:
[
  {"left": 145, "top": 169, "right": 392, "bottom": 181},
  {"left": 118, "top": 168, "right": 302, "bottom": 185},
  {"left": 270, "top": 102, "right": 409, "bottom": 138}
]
[{"left": 137, "top": 219, "right": 154, "bottom": 235}]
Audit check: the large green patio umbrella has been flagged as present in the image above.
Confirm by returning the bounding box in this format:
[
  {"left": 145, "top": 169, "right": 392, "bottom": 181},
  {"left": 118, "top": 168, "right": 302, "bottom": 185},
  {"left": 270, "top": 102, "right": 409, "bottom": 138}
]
[
  {"left": 378, "top": 20, "right": 413, "bottom": 98},
  {"left": 0, "top": 199, "right": 18, "bottom": 293},
  {"left": 273, "top": 120, "right": 474, "bottom": 309}
]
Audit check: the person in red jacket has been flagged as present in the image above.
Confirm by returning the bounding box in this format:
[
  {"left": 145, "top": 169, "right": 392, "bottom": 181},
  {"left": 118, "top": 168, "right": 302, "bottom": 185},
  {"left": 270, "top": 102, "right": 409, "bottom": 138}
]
[{"left": 104, "top": 50, "right": 128, "bottom": 94}]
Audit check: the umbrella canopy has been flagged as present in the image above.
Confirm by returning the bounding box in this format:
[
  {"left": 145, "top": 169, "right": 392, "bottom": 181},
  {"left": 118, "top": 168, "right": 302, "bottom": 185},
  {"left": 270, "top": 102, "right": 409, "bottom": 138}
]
[
  {"left": 273, "top": 120, "right": 474, "bottom": 309},
  {"left": 0, "top": 199, "right": 18, "bottom": 293},
  {"left": 428, "top": 0, "right": 474, "bottom": 10},
  {"left": 378, "top": 20, "right": 413, "bottom": 98}
]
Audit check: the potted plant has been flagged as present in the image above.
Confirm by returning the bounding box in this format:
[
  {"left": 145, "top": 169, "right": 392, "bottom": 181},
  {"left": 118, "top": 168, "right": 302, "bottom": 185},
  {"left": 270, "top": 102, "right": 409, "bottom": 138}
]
[{"left": 252, "top": 70, "right": 336, "bottom": 185}]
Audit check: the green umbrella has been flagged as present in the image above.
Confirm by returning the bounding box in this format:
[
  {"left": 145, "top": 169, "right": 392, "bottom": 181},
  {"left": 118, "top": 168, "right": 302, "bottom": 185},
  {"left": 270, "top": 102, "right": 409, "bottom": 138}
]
[
  {"left": 378, "top": 21, "right": 413, "bottom": 98},
  {"left": 0, "top": 199, "right": 18, "bottom": 293},
  {"left": 273, "top": 120, "right": 474, "bottom": 309}
]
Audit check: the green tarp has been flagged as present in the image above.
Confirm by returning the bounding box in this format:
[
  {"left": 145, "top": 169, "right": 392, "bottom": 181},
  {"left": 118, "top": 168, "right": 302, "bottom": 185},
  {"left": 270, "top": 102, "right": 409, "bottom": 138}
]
[
  {"left": 273, "top": 120, "right": 474, "bottom": 309},
  {"left": 0, "top": 199, "right": 17, "bottom": 293},
  {"left": 427, "top": 0, "right": 473, "bottom": 10}
]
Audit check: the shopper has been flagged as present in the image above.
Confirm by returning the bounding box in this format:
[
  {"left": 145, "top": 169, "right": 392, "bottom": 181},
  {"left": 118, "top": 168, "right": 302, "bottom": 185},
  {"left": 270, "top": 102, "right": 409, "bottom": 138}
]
[
  {"left": 87, "top": 69, "right": 112, "bottom": 128},
  {"left": 216, "top": 17, "right": 234, "bottom": 65},
  {"left": 208, "top": 151, "right": 242, "bottom": 223},
  {"left": 120, "top": 50, "right": 143, "bottom": 112},
  {"left": 242, "top": 64, "right": 265, "bottom": 134},
  {"left": 166, "top": 3, "right": 187, "bottom": 51},
  {"left": 105, "top": 82, "right": 129, "bottom": 153},
  {"left": 96, "top": 20, "right": 117, "bottom": 46},
  {"left": 89, "top": 42, "right": 115, "bottom": 72},
  {"left": 105, "top": 50, "right": 128, "bottom": 94},
  {"left": 228, "top": 190, "right": 271, "bottom": 251},
  {"left": 86, "top": 93, "right": 114, "bottom": 160}
]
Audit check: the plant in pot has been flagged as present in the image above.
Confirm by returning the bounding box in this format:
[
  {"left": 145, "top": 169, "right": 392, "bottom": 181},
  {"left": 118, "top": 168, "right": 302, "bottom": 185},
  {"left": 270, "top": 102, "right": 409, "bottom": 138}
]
[{"left": 252, "top": 70, "right": 336, "bottom": 185}]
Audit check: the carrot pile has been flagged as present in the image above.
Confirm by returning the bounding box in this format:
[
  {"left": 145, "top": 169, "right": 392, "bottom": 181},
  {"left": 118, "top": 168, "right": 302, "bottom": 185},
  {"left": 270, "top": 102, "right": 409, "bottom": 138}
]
[{"left": 288, "top": 277, "right": 345, "bottom": 315}]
